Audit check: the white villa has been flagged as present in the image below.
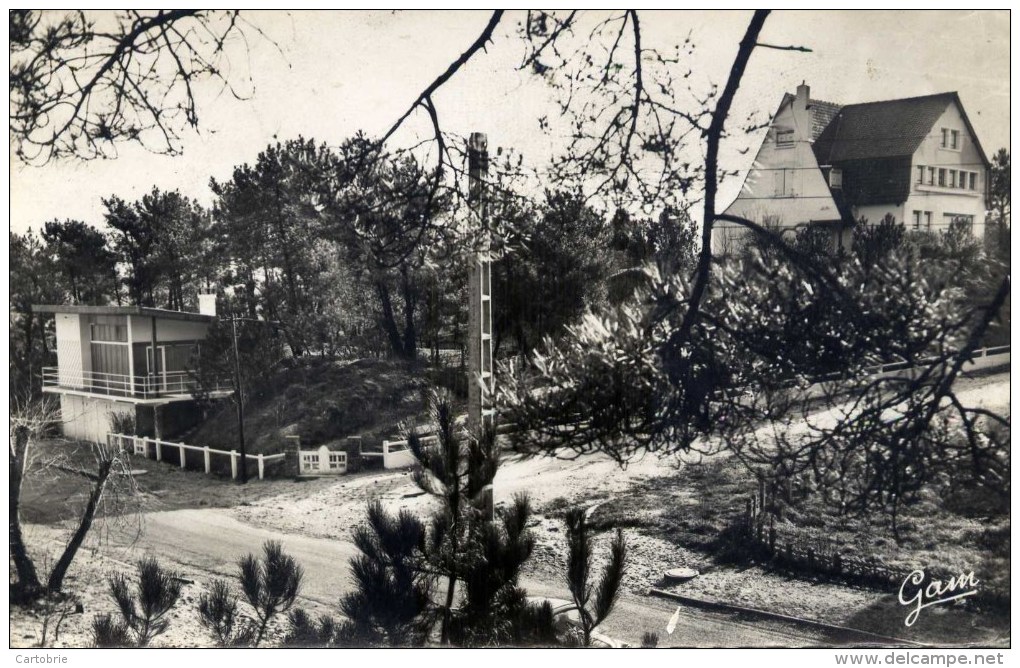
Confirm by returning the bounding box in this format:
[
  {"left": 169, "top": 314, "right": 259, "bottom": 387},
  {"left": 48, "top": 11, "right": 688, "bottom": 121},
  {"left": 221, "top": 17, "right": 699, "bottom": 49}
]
[
  {"left": 35, "top": 299, "right": 229, "bottom": 443},
  {"left": 717, "top": 83, "right": 991, "bottom": 253}
]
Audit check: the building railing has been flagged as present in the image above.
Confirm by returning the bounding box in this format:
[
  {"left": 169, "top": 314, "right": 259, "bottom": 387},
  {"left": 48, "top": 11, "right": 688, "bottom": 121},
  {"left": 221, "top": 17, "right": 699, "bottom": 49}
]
[{"left": 42, "top": 367, "right": 232, "bottom": 399}]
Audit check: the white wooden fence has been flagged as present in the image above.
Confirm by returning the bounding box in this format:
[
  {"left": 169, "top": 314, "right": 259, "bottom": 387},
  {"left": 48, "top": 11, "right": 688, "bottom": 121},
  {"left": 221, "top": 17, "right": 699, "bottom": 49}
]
[
  {"left": 379, "top": 434, "right": 438, "bottom": 469},
  {"left": 107, "top": 433, "right": 285, "bottom": 480},
  {"left": 298, "top": 445, "right": 348, "bottom": 476}
]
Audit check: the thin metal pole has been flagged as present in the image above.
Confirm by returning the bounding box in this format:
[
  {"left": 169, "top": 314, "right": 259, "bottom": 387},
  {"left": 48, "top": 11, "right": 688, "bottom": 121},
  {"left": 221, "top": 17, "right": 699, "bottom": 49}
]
[{"left": 231, "top": 313, "right": 248, "bottom": 483}]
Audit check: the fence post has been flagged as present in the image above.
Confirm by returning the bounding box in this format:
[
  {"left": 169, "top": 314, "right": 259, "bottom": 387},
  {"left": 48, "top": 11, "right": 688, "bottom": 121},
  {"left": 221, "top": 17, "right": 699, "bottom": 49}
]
[
  {"left": 203, "top": 446, "right": 211, "bottom": 474},
  {"left": 141, "top": 436, "right": 149, "bottom": 459},
  {"left": 258, "top": 454, "right": 265, "bottom": 480},
  {"left": 807, "top": 547, "right": 816, "bottom": 571},
  {"left": 179, "top": 443, "right": 186, "bottom": 468},
  {"left": 230, "top": 451, "right": 238, "bottom": 480},
  {"left": 155, "top": 439, "right": 162, "bottom": 462}
]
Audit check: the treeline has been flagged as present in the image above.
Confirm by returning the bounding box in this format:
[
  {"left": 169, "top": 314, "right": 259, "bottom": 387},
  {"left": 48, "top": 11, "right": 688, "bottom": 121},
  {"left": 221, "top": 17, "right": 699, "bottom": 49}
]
[{"left": 9, "top": 135, "right": 696, "bottom": 397}]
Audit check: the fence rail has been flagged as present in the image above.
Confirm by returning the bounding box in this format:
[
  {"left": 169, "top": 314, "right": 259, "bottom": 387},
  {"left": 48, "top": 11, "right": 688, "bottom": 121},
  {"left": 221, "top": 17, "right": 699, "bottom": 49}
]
[
  {"left": 736, "top": 482, "right": 1009, "bottom": 609},
  {"left": 107, "top": 433, "right": 284, "bottom": 480},
  {"left": 45, "top": 367, "right": 232, "bottom": 399},
  {"left": 376, "top": 434, "right": 439, "bottom": 469}
]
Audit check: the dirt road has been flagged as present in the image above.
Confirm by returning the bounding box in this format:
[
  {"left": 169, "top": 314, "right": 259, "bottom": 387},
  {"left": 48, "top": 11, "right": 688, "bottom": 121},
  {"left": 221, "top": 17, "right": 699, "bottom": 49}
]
[{"left": 45, "top": 507, "right": 843, "bottom": 647}]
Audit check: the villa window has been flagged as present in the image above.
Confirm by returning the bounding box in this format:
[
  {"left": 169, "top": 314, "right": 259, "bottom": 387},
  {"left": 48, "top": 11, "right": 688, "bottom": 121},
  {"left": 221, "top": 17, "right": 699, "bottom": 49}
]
[
  {"left": 969, "top": 173, "right": 977, "bottom": 190},
  {"left": 916, "top": 166, "right": 924, "bottom": 184},
  {"left": 912, "top": 211, "right": 921, "bottom": 230},
  {"left": 924, "top": 211, "right": 932, "bottom": 229},
  {"left": 945, "top": 213, "right": 974, "bottom": 233},
  {"left": 927, "top": 167, "right": 935, "bottom": 185},
  {"left": 91, "top": 322, "right": 127, "bottom": 343},
  {"left": 941, "top": 128, "right": 949, "bottom": 148},
  {"left": 938, "top": 169, "right": 946, "bottom": 186},
  {"left": 776, "top": 129, "right": 794, "bottom": 148},
  {"left": 829, "top": 168, "right": 843, "bottom": 189},
  {"left": 951, "top": 130, "right": 960, "bottom": 149}
]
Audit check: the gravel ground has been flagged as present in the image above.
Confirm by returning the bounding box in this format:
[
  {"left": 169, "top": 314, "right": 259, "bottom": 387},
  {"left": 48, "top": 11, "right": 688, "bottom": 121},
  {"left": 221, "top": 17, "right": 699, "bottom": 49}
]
[{"left": 11, "top": 373, "right": 1009, "bottom": 648}]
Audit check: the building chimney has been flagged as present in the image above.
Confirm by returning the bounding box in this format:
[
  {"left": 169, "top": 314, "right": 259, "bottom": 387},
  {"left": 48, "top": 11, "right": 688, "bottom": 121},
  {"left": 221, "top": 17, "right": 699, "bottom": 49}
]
[
  {"left": 796, "top": 81, "right": 810, "bottom": 104},
  {"left": 793, "top": 81, "right": 811, "bottom": 143},
  {"left": 198, "top": 293, "right": 217, "bottom": 317}
]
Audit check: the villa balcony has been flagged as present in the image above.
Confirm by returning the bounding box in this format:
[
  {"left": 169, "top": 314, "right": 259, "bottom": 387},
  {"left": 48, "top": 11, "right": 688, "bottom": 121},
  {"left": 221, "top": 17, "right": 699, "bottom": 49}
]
[{"left": 42, "top": 367, "right": 233, "bottom": 402}]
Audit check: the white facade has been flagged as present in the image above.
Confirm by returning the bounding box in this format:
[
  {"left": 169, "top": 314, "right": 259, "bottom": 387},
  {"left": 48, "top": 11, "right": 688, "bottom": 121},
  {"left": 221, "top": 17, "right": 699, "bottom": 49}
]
[
  {"left": 58, "top": 394, "right": 135, "bottom": 443},
  {"left": 718, "top": 85, "right": 989, "bottom": 254},
  {"left": 902, "top": 102, "right": 988, "bottom": 239},
  {"left": 717, "top": 84, "right": 843, "bottom": 253},
  {"left": 40, "top": 306, "right": 217, "bottom": 443}
]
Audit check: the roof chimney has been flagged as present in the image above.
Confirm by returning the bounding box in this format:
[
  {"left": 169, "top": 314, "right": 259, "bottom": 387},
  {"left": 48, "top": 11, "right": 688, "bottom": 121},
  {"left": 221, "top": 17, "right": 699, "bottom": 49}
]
[
  {"left": 796, "top": 81, "right": 810, "bottom": 104},
  {"left": 198, "top": 293, "right": 217, "bottom": 317}
]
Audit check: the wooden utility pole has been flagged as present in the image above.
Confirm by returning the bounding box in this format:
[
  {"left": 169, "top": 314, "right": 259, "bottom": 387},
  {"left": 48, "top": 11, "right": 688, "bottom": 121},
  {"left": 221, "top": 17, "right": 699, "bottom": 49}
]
[
  {"left": 467, "top": 132, "right": 494, "bottom": 434},
  {"left": 230, "top": 313, "right": 248, "bottom": 483},
  {"left": 467, "top": 132, "right": 494, "bottom": 520}
]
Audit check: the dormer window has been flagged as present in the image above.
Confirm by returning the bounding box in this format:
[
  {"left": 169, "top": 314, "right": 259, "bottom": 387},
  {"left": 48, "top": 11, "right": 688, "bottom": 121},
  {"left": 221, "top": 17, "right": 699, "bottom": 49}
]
[
  {"left": 776, "top": 129, "right": 794, "bottom": 148},
  {"left": 829, "top": 168, "right": 843, "bottom": 189}
]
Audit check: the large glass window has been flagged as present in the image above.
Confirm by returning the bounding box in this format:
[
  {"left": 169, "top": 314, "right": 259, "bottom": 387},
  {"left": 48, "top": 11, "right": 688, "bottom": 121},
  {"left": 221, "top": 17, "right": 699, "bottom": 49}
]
[{"left": 91, "top": 323, "right": 127, "bottom": 342}]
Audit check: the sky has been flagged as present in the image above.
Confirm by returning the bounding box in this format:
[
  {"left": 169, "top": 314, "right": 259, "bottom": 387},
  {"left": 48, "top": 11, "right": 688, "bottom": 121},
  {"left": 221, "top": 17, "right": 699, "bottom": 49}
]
[{"left": 9, "top": 9, "right": 1011, "bottom": 234}]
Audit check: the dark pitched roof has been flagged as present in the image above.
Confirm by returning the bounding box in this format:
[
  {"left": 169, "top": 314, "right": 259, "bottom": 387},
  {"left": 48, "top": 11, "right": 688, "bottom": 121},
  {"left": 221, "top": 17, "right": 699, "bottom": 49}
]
[
  {"left": 809, "top": 100, "right": 842, "bottom": 141},
  {"left": 812, "top": 93, "right": 957, "bottom": 163},
  {"left": 777, "top": 94, "right": 844, "bottom": 141}
]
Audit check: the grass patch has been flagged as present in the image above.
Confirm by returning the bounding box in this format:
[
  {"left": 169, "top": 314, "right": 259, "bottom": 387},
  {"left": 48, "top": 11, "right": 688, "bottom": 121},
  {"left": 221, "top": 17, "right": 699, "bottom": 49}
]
[
  {"left": 586, "top": 451, "right": 1010, "bottom": 597},
  {"left": 187, "top": 357, "right": 462, "bottom": 454}
]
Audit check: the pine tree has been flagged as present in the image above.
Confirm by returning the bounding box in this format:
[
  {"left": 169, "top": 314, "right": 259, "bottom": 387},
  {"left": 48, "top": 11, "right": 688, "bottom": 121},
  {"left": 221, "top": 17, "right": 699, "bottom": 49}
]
[
  {"left": 336, "top": 500, "right": 435, "bottom": 646},
  {"left": 91, "top": 558, "right": 183, "bottom": 647},
  {"left": 564, "top": 508, "right": 627, "bottom": 646},
  {"left": 196, "top": 540, "right": 303, "bottom": 647}
]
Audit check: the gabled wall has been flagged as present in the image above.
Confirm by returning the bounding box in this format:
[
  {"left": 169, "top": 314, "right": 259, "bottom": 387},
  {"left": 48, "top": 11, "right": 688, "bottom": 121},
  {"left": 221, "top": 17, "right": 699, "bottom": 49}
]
[
  {"left": 717, "top": 85, "right": 842, "bottom": 253},
  {"left": 904, "top": 101, "right": 988, "bottom": 238}
]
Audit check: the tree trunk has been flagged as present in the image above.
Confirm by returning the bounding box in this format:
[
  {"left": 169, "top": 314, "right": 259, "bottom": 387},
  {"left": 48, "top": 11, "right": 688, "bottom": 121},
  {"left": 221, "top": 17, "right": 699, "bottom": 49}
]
[
  {"left": 47, "top": 461, "right": 114, "bottom": 592},
  {"left": 21, "top": 311, "right": 35, "bottom": 397},
  {"left": 376, "top": 281, "right": 406, "bottom": 358},
  {"left": 400, "top": 265, "right": 418, "bottom": 360},
  {"left": 10, "top": 425, "right": 42, "bottom": 597}
]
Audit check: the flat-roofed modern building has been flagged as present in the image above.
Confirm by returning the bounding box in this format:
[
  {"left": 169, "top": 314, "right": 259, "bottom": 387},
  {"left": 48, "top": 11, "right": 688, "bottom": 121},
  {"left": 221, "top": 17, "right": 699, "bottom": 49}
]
[{"left": 34, "top": 303, "right": 230, "bottom": 443}]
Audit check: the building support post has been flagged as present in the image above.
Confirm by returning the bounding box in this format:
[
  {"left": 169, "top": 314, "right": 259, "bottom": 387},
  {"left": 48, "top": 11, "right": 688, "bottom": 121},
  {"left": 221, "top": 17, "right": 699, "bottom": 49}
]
[
  {"left": 153, "top": 404, "right": 162, "bottom": 441},
  {"left": 149, "top": 316, "right": 159, "bottom": 398}
]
